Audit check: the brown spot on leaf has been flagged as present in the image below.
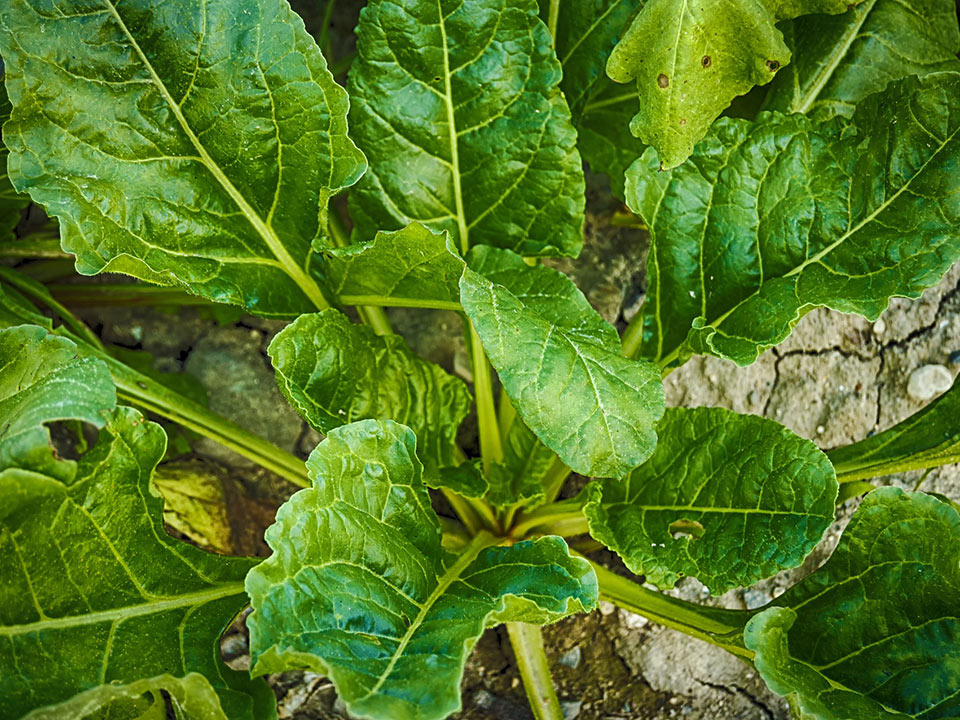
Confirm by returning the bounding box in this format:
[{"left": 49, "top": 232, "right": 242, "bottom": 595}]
[
  {"left": 701, "top": 55, "right": 711, "bottom": 68},
  {"left": 679, "top": 118, "right": 686, "bottom": 125},
  {"left": 766, "top": 60, "right": 780, "bottom": 72},
  {"left": 657, "top": 73, "right": 669, "bottom": 88}
]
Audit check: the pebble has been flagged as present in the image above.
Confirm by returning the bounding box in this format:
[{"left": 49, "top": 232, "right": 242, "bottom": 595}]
[
  {"left": 873, "top": 317, "right": 886, "bottom": 336},
  {"left": 619, "top": 609, "right": 649, "bottom": 630},
  {"left": 907, "top": 364, "right": 953, "bottom": 401},
  {"left": 561, "top": 700, "right": 583, "bottom": 720},
  {"left": 599, "top": 600, "right": 617, "bottom": 616},
  {"left": 558, "top": 645, "right": 582, "bottom": 669}
]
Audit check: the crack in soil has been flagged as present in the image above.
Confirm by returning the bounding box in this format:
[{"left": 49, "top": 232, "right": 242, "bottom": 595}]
[{"left": 694, "top": 677, "right": 775, "bottom": 720}]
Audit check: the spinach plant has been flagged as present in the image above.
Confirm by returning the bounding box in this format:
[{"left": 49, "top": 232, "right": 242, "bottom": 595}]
[{"left": 1, "top": 0, "right": 959, "bottom": 718}]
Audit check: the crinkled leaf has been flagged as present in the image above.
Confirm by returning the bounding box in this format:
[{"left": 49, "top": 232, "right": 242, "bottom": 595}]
[
  {"left": 324, "top": 223, "right": 463, "bottom": 310},
  {"left": 460, "top": 246, "right": 664, "bottom": 479},
  {"left": 346, "top": 0, "right": 585, "bottom": 257},
  {"left": 0, "top": 324, "right": 115, "bottom": 482},
  {"left": 487, "top": 415, "right": 557, "bottom": 510},
  {"left": 627, "top": 73, "right": 960, "bottom": 368},
  {"left": 745, "top": 488, "right": 960, "bottom": 719},
  {"left": 434, "top": 458, "right": 488, "bottom": 499},
  {"left": 584, "top": 408, "right": 837, "bottom": 594},
  {"left": 606, "top": 0, "right": 853, "bottom": 168},
  {"left": 0, "top": 74, "right": 29, "bottom": 239},
  {"left": 0, "top": 0, "right": 365, "bottom": 318},
  {"left": 23, "top": 673, "right": 228, "bottom": 720},
  {"left": 268, "top": 310, "right": 471, "bottom": 472},
  {"left": 765, "top": 0, "right": 960, "bottom": 120},
  {"left": 0, "top": 407, "right": 273, "bottom": 720},
  {"left": 828, "top": 372, "right": 960, "bottom": 484},
  {"left": 245, "top": 419, "right": 597, "bottom": 720},
  {"left": 152, "top": 461, "right": 234, "bottom": 554}
]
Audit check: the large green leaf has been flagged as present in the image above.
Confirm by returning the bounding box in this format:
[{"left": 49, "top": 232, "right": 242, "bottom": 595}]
[
  {"left": 460, "top": 246, "right": 664, "bottom": 479},
  {"left": 0, "top": 324, "right": 115, "bottom": 482},
  {"left": 584, "top": 407, "right": 837, "bottom": 594},
  {"left": 268, "top": 310, "right": 471, "bottom": 472},
  {"left": 745, "top": 488, "right": 960, "bottom": 719},
  {"left": 0, "top": 407, "right": 273, "bottom": 720},
  {"left": 245, "top": 419, "right": 597, "bottom": 720},
  {"left": 828, "top": 373, "right": 960, "bottom": 484},
  {"left": 765, "top": 0, "right": 960, "bottom": 120},
  {"left": 0, "top": 74, "right": 29, "bottom": 239},
  {"left": 346, "top": 0, "right": 585, "bottom": 258},
  {"left": 0, "top": 0, "right": 365, "bottom": 318},
  {"left": 323, "top": 223, "right": 463, "bottom": 311},
  {"left": 23, "top": 673, "right": 228, "bottom": 720},
  {"left": 606, "top": 0, "right": 853, "bottom": 168},
  {"left": 487, "top": 415, "right": 557, "bottom": 510},
  {"left": 626, "top": 72, "right": 960, "bottom": 368}
]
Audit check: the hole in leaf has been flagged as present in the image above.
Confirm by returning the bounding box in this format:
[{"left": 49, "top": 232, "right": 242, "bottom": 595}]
[
  {"left": 766, "top": 60, "right": 780, "bottom": 72},
  {"left": 657, "top": 73, "right": 669, "bottom": 88},
  {"left": 669, "top": 518, "right": 705, "bottom": 541},
  {"left": 701, "top": 55, "right": 711, "bottom": 68},
  {"left": 47, "top": 420, "right": 99, "bottom": 461}
]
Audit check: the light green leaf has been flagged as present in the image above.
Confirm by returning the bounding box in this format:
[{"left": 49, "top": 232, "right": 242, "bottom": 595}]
[
  {"left": 434, "top": 458, "right": 488, "bottom": 499},
  {"left": 23, "top": 673, "right": 228, "bottom": 720},
  {"left": 828, "top": 372, "right": 960, "bottom": 484},
  {"left": 0, "top": 407, "right": 273, "bottom": 720},
  {"left": 151, "top": 461, "right": 234, "bottom": 554},
  {"left": 346, "top": 0, "right": 585, "bottom": 257},
  {"left": 487, "top": 415, "right": 557, "bottom": 510},
  {"left": 0, "top": 73, "right": 29, "bottom": 239},
  {"left": 245, "top": 419, "right": 597, "bottom": 720},
  {"left": 606, "top": 0, "right": 853, "bottom": 168},
  {"left": 0, "top": 0, "right": 365, "bottom": 318},
  {"left": 765, "top": 0, "right": 960, "bottom": 120},
  {"left": 268, "top": 310, "right": 471, "bottom": 472},
  {"left": 0, "top": 324, "right": 115, "bottom": 482},
  {"left": 324, "top": 223, "right": 464, "bottom": 311},
  {"left": 626, "top": 72, "right": 960, "bottom": 368},
  {"left": 745, "top": 488, "right": 960, "bottom": 719},
  {"left": 584, "top": 408, "right": 837, "bottom": 594},
  {"left": 460, "top": 246, "right": 664, "bottom": 479}
]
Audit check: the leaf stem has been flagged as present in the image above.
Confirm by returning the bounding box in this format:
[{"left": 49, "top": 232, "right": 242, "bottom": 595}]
[
  {"left": 507, "top": 622, "right": 563, "bottom": 720},
  {"left": 513, "top": 497, "right": 586, "bottom": 538},
  {"left": 328, "top": 208, "right": 394, "bottom": 335},
  {"left": 546, "top": 0, "right": 560, "bottom": 44},
  {"left": 620, "top": 309, "right": 645, "bottom": 359},
  {"left": 469, "top": 323, "right": 504, "bottom": 476}
]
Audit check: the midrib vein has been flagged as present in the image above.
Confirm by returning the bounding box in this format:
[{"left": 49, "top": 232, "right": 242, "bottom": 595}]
[
  {"left": 437, "top": 2, "right": 469, "bottom": 253},
  {"left": 1, "top": 582, "right": 246, "bottom": 636},
  {"left": 102, "top": 0, "right": 328, "bottom": 310}
]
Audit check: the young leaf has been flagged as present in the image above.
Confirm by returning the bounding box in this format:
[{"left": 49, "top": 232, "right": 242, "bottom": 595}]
[
  {"left": 765, "top": 0, "right": 960, "bottom": 120},
  {"left": 460, "top": 246, "right": 665, "bottom": 479},
  {"left": 22, "top": 673, "right": 228, "bottom": 720},
  {"left": 828, "top": 372, "right": 960, "bottom": 483},
  {"left": 606, "top": 0, "right": 853, "bottom": 168},
  {"left": 0, "top": 325, "right": 115, "bottom": 482},
  {"left": 745, "top": 488, "right": 960, "bottom": 719},
  {"left": 487, "top": 416, "right": 557, "bottom": 510},
  {"left": 0, "top": 76, "right": 29, "bottom": 239},
  {"left": 346, "top": 0, "right": 585, "bottom": 257},
  {"left": 0, "top": 0, "right": 366, "bottom": 318},
  {"left": 268, "top": 310, "right": 471, "bottom": 472},
  {"left": 324, "top": 223, "right": 464, "bottom": 310},
  {"left": 627, "top": 72, "right": 960, "bottom": 368},
  {"left": 584, "top": 408, "right": 837, "bottom": 594},
  {"left": 0, "top": 407, "right": 272, "bottom": 720},
  {"left": 245, "top": 419, "right": 597, "bottom": 720}
]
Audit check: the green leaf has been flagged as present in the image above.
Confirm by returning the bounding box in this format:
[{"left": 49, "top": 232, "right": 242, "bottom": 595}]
[
  {"left": 584, "top": 407, "right": 837, "bottom": 594},
  {"left": 23, "top": 673, "right": 228, "bottom": 720},
  {"left": 626, "top": 72, "right": 960, "bottom": 368},
  {"left": 245, "top": 419, "right": 597, "bottom": 720},
  {"left": 460, "top": 246, "right": 664, "bottom": 479},
  {"left": 268, "top": 309, "right": 471, "bottom": 472},
  {"left": 324, "top": 223, "right": 464, "bottom": 311},
  {"left": 765, "top": 0, "right": 960, "bottom": 120},
  {"left": 828, "top": 372, "right": 960, "bottom": 484},
  {"left": 434, "top": 458, "right": 489, "bottom": 499},
  {"left": 0, "top": 324, "right": 115, "bottom": 482},
  {"left": 0, "top": 73, "right": 29, "bottom": 239},
  {"left": 151, "top": 461, "right": 234, "bottom": 554},
  {"left": 0, "top": 407, "right": 273, "bottom": 720},
  {"left": 346, "top": 0, "right": 585, "bottom": 257},
  {"left": 606, "top": 0, "right": 853, "bottom": 168},
  {"left": 745, "top": 488, "right": 960, "bottom": 719},
  {"left": 0, "top": 0, "right": 365, "bottom": 318},
  {"left": 487, "top": 416, "right": 556, "bottom": 510}
]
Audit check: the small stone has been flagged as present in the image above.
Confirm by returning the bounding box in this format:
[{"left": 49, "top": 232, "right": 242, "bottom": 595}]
[
  {"left": 742, "top": 587, "right": 773, "bottom": 610},
  {"left": 872, "top": 317, "right": 886, "bottom": 336},
  {"left": 453, "top": 348, "right": 473, "bottom": 383},
  {"left": 558, "top": 645, "right": 582, "bottom": 668},
  {"left": 907, "top": 364, "right": 953, "bottom": 401},
  {"left": 561, "top": 700, "right": 583, "bottom": 720},
  {"left": 816, "top": 425, "right": 825, "bottom": 435},
  {"left": 949, "top": 349, "right": 960, "bottom": 365},
  {"left": 599, "top": 600, "right": 617, "bottom": 615},
  {"left": 619, "top": 609, "right": 649, "bottom": 630}
]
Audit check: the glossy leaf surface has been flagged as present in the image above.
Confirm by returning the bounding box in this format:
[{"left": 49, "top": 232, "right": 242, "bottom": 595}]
[
  {"left": 461, "top": 246, "right": 664, "bottom": 479},
  {"left": 627, "top": 73, "right": 960, "bottom": 367},
  {"left": 765, "top": 0, "right": 960, "bottom": 119},
  {"left": 0, "top": 76, "right": 29, "bottom": 239},
  {"left": 347, "top": 0, "right": 585, "bottom": 257},
  {"left": 584, "top": 408, "right": 837, "bottom": 594},
  {"left": 0, "top": 407, "right": 272, "bottom": 720},
  {"left": 0, "top": 324, "right": 115, "bottom": 482},
  {"left": 245, "top": 419, "right": 597, "bottom": 720},
  {"left": 745, "top": 488, "right": 960, "bottom": 719},
  {"left": 269, "top": 310, "right": 471, "bottom": 472},
  {"left": 0, "top": 0, "right": 365, "bottom": 317}
]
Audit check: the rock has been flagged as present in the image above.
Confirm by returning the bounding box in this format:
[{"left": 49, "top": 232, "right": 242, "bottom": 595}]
[
  {"left": 561, "top": 699, "right": 583, "bottom": 720},
  {"left": 907, "top": 364, "right": 953, "bottom": 401},
  {"left": 619, "top": 609, "right": 649, "bottom": 631},
  {"left": 873, "top": 317, "right": 886, "bottom": 337},
  {"left": 557, "top": 645, "right": 582, "bottom": 669}
]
